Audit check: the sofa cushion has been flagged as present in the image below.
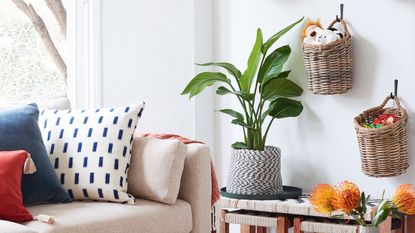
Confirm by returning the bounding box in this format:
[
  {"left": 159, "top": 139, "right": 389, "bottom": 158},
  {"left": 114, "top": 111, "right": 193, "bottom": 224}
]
[
  {"left": 24, "top": 199, "right": 192, "bottom": 233},
  {"left": 128, "top": 137, "right": 186, "bottom": 204},
  {"left": 0, "top": 220, "right": 37, "bottom": 233},
  {"left": 0, "top": 104, "right": 70, "bottom": 205},
  {"left": 39, "top": 103, "right": 145, "bottom": 204},
  {"left": 0, "top": 150, "right": 33, "bottom": 222}
]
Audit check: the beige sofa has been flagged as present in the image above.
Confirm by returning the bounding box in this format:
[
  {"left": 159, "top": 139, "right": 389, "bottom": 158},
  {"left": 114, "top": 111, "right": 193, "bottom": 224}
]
[{"left": 0, "top": 138, "right": 212, "bottom": 233}]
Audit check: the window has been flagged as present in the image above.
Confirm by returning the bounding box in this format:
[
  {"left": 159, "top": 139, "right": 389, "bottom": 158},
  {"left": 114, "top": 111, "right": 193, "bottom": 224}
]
[{"left": 0, "top": 0, "right": 67, "bottom": 102}]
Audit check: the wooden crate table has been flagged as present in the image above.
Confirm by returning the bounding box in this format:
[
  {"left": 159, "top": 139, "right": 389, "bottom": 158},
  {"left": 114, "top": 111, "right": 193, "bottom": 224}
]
[{"left": 220, "top": 197, "right": 410, "bottom": 233}]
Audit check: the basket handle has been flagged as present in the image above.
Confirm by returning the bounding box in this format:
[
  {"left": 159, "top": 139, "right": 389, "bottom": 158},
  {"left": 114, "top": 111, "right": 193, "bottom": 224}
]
[
  {"left": 328, "top": 19, "right": 350, "bottom": 36},
  {"left": 379, "top": 95, "right": 403, "bottom": 110}
]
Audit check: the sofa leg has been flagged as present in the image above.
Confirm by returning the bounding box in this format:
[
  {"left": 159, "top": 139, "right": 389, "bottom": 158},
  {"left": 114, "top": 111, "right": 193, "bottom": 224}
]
[{"left": 220, "top": 210, "right": 229, "bottom": 233}]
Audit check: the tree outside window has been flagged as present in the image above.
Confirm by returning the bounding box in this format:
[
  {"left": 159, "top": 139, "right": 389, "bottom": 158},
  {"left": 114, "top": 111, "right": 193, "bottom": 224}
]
[{"left": 0, "top": 0, "right": 67, "bottom": 102}]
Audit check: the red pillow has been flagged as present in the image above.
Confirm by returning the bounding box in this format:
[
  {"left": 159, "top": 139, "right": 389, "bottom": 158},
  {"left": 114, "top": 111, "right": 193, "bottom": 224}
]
[{"left": 0, "top": 150, "right": 33, "bottom": 222}]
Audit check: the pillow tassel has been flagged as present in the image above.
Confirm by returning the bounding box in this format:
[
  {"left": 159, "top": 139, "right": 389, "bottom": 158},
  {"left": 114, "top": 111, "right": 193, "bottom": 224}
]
[
  {"left": 34, "top": 214, "right": 55, "bottom": 224},
  {"left": 23, "top": 153, "right": 37, "bottom": 174}
]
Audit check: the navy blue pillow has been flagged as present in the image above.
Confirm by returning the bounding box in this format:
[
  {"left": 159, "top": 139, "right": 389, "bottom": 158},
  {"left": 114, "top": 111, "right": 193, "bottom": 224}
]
[{"left": 0, "top": 103, "right": 71, "bottom": 205}]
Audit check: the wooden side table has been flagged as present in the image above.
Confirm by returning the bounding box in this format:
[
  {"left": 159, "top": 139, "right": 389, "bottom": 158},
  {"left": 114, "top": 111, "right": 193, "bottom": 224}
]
[
  {"left": 220, "top": 197, "right": 411, "bottom": 233},
  {"left": 220, "top": 209, "right": 291, "bottom": 233}
]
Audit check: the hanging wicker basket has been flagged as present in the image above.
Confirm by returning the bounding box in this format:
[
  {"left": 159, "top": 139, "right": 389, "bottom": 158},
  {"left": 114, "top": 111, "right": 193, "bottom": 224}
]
[
  {"left": 302, "top": 19, "right": 352, "bottom": 95},
  {"left": 354, "top": 96, "right": 409, "bottom": 177}
]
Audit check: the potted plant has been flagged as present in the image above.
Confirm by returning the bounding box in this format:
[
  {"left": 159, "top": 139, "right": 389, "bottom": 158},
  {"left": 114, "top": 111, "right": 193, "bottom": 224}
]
[
  {"left": 181, "top": 17, "right": 304, "bottom": 195},
  {"left": 310, "top": 182, "right": 415, "bottom": 233}
]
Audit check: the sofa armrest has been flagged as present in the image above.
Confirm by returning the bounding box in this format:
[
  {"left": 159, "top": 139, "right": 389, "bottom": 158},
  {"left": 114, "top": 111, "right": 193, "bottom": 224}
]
[{"left": 178, "top": 143, "right": 212, "bottom": 233}]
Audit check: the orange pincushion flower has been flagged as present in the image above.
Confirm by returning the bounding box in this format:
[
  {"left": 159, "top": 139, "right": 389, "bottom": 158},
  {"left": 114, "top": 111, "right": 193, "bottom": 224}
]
[
  {"left": 392, "top": 184, "right": 415, "bottom": 215},
  {"left": 310, "top": 184, "right": 335, "bottom": 213},
  {"left": 331, "top": 181, "right": 360, "bottom": 214}
]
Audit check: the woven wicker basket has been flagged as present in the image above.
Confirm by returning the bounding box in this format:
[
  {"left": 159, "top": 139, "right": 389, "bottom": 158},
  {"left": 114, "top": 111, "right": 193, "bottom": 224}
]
[
  {"left": 354, "top": 96, "right": 409, "bottom": 177},
  {"left": 302, "top": 19, "right": 352, "bottom": 95}
]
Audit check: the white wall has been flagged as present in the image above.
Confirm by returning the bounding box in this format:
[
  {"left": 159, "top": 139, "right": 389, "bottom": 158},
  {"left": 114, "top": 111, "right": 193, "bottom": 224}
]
[
  {"left": 214, "top": 0, "right": 415, "bottom": 198},
  {"left": 98, "top": 0, "right": 415, "bottom": 213},
  {"left": 100, "top": 0, "right": 197, "bottom": 136},
  {"left": 213, "top": 1, "right": 415, "bottom": 232}
]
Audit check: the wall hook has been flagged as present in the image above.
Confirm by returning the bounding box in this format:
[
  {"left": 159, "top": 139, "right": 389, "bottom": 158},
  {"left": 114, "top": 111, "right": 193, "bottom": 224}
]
[{"left": 390, "top": 79, "right": 398, "bottom": 99}]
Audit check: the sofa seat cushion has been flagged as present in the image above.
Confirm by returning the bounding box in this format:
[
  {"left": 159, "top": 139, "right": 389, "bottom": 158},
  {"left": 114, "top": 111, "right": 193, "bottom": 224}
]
[
  {"left": 24, "top": 199, "right": 192, "bottom": 233},
  {"left": 0, "top": 220, "right": 37, "bottom": 233}
]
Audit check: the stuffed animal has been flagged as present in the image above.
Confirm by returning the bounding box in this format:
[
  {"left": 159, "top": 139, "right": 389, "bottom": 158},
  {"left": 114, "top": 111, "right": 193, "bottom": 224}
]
[
  {"left": 302, "top": 19, "right": 345, "bottom": 45},
  {"left": 302, "top": 20, "right": 324, "bottom": 45},
  {"left": 301, "top": 19, "right": 323, "bottom": 39},
  {"left": 316, "top": 29, "right": 343, "bottom": 44}
]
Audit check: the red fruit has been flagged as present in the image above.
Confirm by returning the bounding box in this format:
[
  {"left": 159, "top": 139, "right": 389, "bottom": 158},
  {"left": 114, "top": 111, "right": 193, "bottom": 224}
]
[{"left": 373, "top": 118, "right": 382, "bottom": 125}]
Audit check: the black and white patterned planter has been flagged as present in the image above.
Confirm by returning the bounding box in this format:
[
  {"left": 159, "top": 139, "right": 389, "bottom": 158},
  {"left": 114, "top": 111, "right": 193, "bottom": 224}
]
[{"left": 226, "top": 146, "right": 283, "bottom": 195}]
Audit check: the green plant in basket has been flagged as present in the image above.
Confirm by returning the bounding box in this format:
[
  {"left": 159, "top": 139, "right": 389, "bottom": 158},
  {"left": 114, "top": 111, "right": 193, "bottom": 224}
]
[{"left": 181, "top": 17, "right": 304, "bottom": 151}]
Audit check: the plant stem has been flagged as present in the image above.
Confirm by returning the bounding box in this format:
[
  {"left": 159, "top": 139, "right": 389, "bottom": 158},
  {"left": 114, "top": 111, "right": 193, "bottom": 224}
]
[
  {"left": 248, "top": 52, "right": 267, "bottom": 144},
  {"left": 359, "top": 213, "right": 366, "bottom": 226},
  {"left": 228, "top": 83, "right": 255, "bottom": 147},
  {"left": 262, "top": 117, "right": 275, "bottom": 143},
  {"left": 228, "top": 84, "right": 250, "bottom": 121},
  {"left": 252, "top": 54, "right": 266, "bottom": 107},
  {"left": 256, "top": 99, "right": 265, "bottom": 127}
]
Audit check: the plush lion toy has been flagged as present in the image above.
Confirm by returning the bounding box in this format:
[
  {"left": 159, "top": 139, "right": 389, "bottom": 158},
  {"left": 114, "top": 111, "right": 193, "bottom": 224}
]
[{"left": 301, "top": 19, "right": 322, "bottom": 39}]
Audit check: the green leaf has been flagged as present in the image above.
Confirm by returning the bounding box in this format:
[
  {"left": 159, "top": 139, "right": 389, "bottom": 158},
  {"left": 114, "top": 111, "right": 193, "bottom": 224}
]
[
  {"left": 231, "top": 119, "right": 258, "bottom": 130},
  {"left": 232, "top": 142, "right": 250, "bottom": 149},
  {"left": 197, "top": 62, "right": 242, "bottom": 79},
  {"left": 330, "top": 214, "right": 346, "bottom": 219},
  {"left": 240, "top": 28, "right": 263, "bottom": 92},
  {"left": 361, "top": 192, "right": 367, "bottom": 215},
  {"left": 216, "top": 86, "right": 255, "bottom": 101},
  {"left": 219, "top": 109, "right": 244, "bottom": 120},
  {"left": 260, "top": 71, "right": 291, "bottom": 92},
  {"left": 268, "top": 98, "right": 303, "bottom": 119},
  {"left": 373, "top": 209, "right": 391, "bottom": 227},
  {"left": 238, "top": 92, "right": 255, "bottom": 101},
  {"left": 181, "top": 72, "right": 230, "bottom": 98},
  {"left": 231, "top": 119, "right": 250, "bottom": 128},
  {"left": 372, "top": 200, "right": 391, "bottom": 227},
  {"left": 257, "top": 45, "right": 291, "bottom": 83},
  {"left": 275, "top": 70, "right": 291, "bottom": 79},
  {"left": 261, "top": 108, "right": 271, "bottom": 124},
  {"left": 261, "top": 78, "right": 303, "bottom": 100},
  {"left": 262, "top": 17, "right": 304, "bottom": 55},
  {"left": 216, "top": 86, "right": 232, "bottom": 95}
]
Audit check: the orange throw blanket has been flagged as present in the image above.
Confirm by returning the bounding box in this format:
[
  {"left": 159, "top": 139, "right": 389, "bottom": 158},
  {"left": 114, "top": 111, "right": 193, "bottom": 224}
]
[{"left": 136, "top": 133, "right": 220, "bottom": 207}]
